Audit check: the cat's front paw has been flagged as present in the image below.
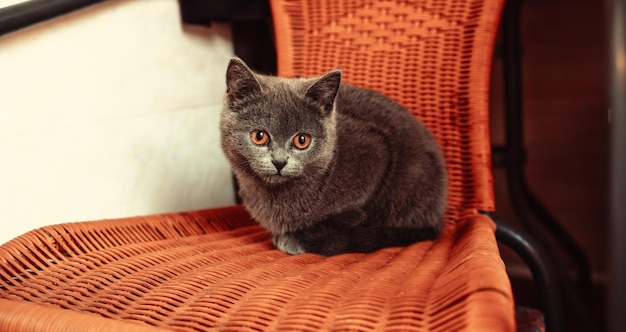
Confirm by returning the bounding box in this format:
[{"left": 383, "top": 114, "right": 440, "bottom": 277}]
[{"left": 273, "top": 233, "right": 306, "bottom": 255}]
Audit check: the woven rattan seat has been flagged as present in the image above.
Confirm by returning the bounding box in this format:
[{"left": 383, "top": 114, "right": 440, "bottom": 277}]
[{"left": 0, "top": 0, "right": 514, "bottom": 330}]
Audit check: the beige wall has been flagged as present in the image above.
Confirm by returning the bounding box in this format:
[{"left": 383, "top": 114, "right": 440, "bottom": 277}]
[
  {"left": 0, "top": 0, "right": 235, "bottom": 244},
  {"left": 0, "top": 0, "right": 33, "bottom": 8}
]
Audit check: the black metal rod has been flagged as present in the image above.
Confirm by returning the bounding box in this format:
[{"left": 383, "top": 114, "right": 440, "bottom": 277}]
[
  {"left": 608, "top": 0, "right": 626, "bottom": 331},
  {"left": 500, "top": 0, "right": 593, "bottom": 296},
  {"left": 0, "top": 0, "right": 106, "bottom": 37},
  {"left": 492, "top": 215, "right": 564, "bottom": 332},
  {"left": 500, "top": 1, "right": 601, "bottom": 330}
]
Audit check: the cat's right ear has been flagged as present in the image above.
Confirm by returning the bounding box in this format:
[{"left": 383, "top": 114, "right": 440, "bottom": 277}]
[{"left": 226, "top": 57, "right": 262, "bottom": 107}]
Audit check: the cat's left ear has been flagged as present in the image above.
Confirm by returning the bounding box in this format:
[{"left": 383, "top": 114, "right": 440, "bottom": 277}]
[{"left": 304, "top": 69, "right": 342, "bottom": 116}]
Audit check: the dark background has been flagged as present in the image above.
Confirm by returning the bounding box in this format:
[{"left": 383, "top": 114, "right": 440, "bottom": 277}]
[
  {"left": 492, "top": 0, "right": 607, "bottom": 277},
  {"left": 490, "top": 0, "right": 608, "bottom": 329}
]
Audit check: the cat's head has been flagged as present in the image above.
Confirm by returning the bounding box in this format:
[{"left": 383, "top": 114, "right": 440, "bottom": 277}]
[{"left": 220, "top": 57, "right": 341, "bottom": 185}]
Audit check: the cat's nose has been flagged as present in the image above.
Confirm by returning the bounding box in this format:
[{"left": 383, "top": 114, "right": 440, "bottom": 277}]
[{"left": 272, "top": 160, "right": 287, "bottom": 172}]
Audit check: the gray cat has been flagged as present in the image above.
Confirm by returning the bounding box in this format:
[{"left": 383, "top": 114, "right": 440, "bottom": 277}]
[{"left": 220, "top": 57, "right": 448, "bottom": 256}]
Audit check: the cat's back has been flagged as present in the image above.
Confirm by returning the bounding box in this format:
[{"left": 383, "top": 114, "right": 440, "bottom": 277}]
[
  {"left": 331, "top": 83, "right": 447, "bottom": 229},
  {"left": 334, "top": 83, "right": 433, "bottom": 143},
  {"left": 335, "top": 84, "right": 408, "bottom": 119}
]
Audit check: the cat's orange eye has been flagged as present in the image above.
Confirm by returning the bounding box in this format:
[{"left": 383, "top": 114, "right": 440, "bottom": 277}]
[
  {"left": 251, "top": 130, "right": 269, "bottom": 146},
  {"left": 293, "top": 133, "right": 311, "bottom": 150}
]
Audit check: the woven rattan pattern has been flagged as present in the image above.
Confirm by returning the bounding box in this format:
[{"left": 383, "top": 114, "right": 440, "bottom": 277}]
[
  {"left": 0, "top": 0, "right": 514, "bottom": 330},
  {"left": 272, "top": 0, "right": 502, "bottom": 221},
  {"left": 1, "top": 206, "right": 513, "bottom": 331}
]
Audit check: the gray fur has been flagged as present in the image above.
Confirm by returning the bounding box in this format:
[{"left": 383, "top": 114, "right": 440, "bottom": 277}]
[{"left": 220, "top": 57, "right": 448, "bottom": 256}]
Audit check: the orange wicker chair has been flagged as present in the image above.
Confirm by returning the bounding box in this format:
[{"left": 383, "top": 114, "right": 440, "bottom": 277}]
[{"left": 0, "top": 0, "right": 517, "bottom": 331}]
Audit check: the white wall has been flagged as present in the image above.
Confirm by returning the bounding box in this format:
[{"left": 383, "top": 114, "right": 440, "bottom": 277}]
[
  {"left": 0, "top": 0, "right": 236, "bottom": 244},
  {"left": 0, "top": 0, "right": 33, "bottom": 8}
]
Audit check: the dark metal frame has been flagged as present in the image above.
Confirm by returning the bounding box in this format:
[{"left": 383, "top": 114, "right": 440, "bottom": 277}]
[
  {"left": 494, "top": 0, "right": 599, "bottom": 330},
  {"left": 495, "top": 0, "right": 593, "bottom": 299},
  {"left": 490, "top": 214, "right": 564, "bottom": 331}
]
